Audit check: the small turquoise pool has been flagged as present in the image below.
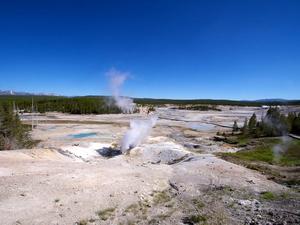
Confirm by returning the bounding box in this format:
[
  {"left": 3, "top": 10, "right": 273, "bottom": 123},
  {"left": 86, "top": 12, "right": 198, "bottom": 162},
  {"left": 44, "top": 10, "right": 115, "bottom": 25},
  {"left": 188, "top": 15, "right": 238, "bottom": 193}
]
[{"left": 69, "top": 132, "right": 97, "bottom": 139}]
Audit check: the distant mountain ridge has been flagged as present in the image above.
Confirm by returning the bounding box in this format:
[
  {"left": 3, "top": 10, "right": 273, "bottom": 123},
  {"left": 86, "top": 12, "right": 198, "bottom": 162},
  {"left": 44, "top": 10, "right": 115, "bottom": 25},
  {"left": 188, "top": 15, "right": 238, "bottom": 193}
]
[
  {"left": 0, "top": 90, "right": 57, "bottom": 96},
  {"left": 254, "top": 99, "right": 289, "bottom": 103},
  {"left": 0, "top": 90, "right": 298, "bottom": 103}
]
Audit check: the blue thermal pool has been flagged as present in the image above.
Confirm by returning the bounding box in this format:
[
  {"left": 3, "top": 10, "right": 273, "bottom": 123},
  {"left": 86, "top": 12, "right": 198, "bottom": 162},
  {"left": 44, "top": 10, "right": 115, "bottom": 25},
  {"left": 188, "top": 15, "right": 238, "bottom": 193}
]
[{"left": 68, "top": 132, "right": 97, "bottom": 139}]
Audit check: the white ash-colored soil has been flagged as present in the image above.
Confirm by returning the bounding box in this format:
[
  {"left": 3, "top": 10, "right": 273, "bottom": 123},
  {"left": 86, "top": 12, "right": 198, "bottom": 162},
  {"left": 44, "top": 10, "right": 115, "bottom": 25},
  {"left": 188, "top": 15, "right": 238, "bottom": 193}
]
[{"left": 0, "top": 107, "right": 296, "bottom": 225}]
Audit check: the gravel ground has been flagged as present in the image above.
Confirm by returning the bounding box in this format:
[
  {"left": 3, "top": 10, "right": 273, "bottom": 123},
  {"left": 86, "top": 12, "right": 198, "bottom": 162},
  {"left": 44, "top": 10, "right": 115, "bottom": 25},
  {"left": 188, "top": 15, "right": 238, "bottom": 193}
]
[{"left": 0, "top": 107, "right": 299, "bottom": 225}]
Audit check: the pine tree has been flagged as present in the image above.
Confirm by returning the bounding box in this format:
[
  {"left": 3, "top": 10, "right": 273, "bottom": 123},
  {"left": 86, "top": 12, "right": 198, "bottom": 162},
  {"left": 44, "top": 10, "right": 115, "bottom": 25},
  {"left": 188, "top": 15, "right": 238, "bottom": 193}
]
[
  {"left": 0, "top": 103, "right": 35, "bottom": 150},
  {"left": 248, "top": 113, "right": 257, "bottom": 133},
  {"left": 232, "top": 120, "right": 239, "bottom": 133},
  {"left": 292, "top": 114, "right": 300, "bottom": 135},
  {"left": 242, "top": 118, "right": 248, "bottom": 135},
  {"left": 287, "top": 112, "right": 296, "bottom": 132}
]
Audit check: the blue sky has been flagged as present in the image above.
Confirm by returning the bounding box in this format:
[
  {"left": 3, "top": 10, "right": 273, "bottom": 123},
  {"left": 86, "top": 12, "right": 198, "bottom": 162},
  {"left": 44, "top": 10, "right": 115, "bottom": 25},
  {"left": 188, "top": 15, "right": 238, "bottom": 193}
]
[{"left": 0, "top": 0, "right": 299, "bottom": 100}]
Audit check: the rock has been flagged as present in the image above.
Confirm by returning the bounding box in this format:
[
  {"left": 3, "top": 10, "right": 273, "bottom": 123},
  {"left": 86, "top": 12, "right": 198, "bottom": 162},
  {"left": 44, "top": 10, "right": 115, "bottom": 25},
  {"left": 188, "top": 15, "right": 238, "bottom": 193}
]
[
  {"left": 169, "top": 181, "right": 179, "bottom": 191},
  {"left": 253, "top": 199, "right": 260, "bottom": 206},
  {"left": 245, "top": 217, "right": 252, "bottom": 223},
  {"left": 256, "top": 214, "right": 262, "bottom": 219},
  {"left": 139, "top": 194, "right": 145, "bottom": 200},
  {"left": 246, "top": 179, "right": 255, "bottom": 184},
  {"left": 151, "top": 160, "right": 161, "bottom": 164},
  {"left": 253, "top": 200, "right": 261, "bottom": 211},
  {"left": 213, "top": 136, "right": 226, "bottom": 142},
  {"left": 238, "top": 199, "right": 252, "bottom": 206}
]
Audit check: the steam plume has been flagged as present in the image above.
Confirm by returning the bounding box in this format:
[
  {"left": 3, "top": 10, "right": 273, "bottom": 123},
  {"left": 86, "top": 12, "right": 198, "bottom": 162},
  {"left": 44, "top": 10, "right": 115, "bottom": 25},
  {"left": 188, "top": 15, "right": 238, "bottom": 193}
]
[
  {"left": 105, "top": 68, "right": 158, "bottom": 153},
  {"left": 121, "top": 115, "right": 158, "bottom": 153},
  {"left": 106, "top": 68, "right": 136, "bottom": 113},
  {"left": 273, "top": 136, "right": 291, "bottom": 162}
]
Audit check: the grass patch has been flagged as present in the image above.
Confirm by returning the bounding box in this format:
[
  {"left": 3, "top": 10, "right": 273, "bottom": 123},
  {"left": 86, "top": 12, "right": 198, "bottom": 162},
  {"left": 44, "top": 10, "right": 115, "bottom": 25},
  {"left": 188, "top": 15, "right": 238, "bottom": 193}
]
[
  {"left": 126, "top": 219, "right": 136, "bottom": 225},
  {"left": 260, "top": 191, "right": 276, "bottom": 200},
  {"left": 152, "top": 190, "right": 171, "bottom": 205},
  {"left": 192, "top": 199, "right": 205, "bottom": 209},
  {"left": 218, "top": 138, "right": 300, "bottom": 188},
  {"left": 88, "top": 218, "right": 96, "bottom": 223},
  {"left": 226, "top": 146, "right": 274, "bottom": 163},
  {"left": 76, "top": 220, "right": 88, "bottom": 225},
  {"left": 279, "top": 140, "right": 300, "bottom": 166},
  {"left": 220, "top": 139, "right": 300, "bottom": 166},
  {"left": 182, "top": 214, "right": 207, "bottom": 224},
  {"left": 260, "top": 191, "right": 294, "bottom": 201},
  {"left": 148, "top": 218, "right": 159, "bottom": 224},
  {"left": 285, "top": 179, "right": 300, "bottom": 186},
  {"left": 236, "top": 136, "right": 250, "bottom": 147},
  {"left": 96, "top": 207, "right": 115, "bottom": 221},
  {"left": 157, "top": 213, "right": 171, "bottom": 220},
  {"left": 124, "top": 203, "right": 141, "bottom": 214},
  {"left": 125, "top": 200, "right": 149, "bottom": 214},
  {"left": 124, "top": 199, "right": 150, "bottom": 219},
  {"left": 223, "top": 134, "right": 254, "bottom": 146}
]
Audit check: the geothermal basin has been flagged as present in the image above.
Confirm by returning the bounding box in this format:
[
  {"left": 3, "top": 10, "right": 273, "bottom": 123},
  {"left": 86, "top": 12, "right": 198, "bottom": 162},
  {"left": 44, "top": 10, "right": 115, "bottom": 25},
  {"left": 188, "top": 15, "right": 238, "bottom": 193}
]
[{"left": 0, "top": 106, "right": 299, "bottom": 225}]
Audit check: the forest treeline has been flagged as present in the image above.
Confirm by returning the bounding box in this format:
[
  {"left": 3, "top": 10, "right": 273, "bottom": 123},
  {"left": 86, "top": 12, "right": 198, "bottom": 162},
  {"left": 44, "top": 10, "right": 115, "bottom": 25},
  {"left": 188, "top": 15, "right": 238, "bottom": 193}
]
[
  {"left": 0, "top": 103, "right": 37, "bottom": 150},
  {"left": 0, "top": 96, "right": 121, "bottom": 114},
  {"left": 232, "top": 107, "right": 300, "bottom": 136},
  {"left": 0, "top": 95, "right": 300, "bottom": 115},
  {"left": 135, "top": 98, "right": 300, "bottom": 106}
]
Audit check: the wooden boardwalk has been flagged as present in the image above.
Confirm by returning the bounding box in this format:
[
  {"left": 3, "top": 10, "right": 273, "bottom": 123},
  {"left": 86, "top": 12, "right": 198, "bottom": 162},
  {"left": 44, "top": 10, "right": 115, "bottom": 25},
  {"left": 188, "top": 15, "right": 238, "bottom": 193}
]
[{"left": 289, "top": 133, "right": 300, "bottom": 140}]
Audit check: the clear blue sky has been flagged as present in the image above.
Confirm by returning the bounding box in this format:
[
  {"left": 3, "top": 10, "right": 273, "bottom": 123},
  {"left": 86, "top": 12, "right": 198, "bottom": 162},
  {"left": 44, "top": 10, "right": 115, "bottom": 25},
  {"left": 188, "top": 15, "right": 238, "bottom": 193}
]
[{"left": 0, "top": 0, "right": 299, "bottom": 100}]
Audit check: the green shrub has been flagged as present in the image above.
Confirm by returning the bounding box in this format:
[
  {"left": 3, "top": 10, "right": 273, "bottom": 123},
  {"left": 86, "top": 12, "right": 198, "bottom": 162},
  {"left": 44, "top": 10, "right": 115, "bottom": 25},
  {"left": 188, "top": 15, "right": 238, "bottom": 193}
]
[{"left": 260, "top": 192, "right": 276, "bottom": 200}]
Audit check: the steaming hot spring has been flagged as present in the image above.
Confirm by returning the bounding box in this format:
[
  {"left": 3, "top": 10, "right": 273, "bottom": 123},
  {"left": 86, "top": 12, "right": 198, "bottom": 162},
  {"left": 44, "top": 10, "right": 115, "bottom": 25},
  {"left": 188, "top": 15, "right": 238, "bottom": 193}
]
[
  {"left": 59, "top": 71, "right": 189, "bottom": 162},
  {"left": 59, "top": 114, "right": 191, "bottom": 164},
  {"left": 120, "top": 115, "right": 158, "bottom": 153}
]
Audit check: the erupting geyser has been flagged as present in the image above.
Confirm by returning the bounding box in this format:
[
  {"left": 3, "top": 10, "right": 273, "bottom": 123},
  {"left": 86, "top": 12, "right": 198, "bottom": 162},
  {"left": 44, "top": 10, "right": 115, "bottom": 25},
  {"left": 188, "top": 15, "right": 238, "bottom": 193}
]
[
  {"left": 121, "top": 115, "right": 157, "bottom": 153},
  {"left": 107, "top": 68, "right": 136, "bottom": 113},
  {"left": 107, "top": 68, "right": 158, "bottom": 153}
]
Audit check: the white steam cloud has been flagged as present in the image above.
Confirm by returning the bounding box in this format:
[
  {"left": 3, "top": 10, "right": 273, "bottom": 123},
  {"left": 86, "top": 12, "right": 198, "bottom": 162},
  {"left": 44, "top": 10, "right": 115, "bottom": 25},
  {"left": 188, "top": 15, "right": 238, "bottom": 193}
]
[
  {"left": 107, "top": 68, "right": 136, "bottom": 113},
  {"left": 273, "top": 136, "right": 291, "bottom": 162},
  {"left": 105, "top": 68, "right": 158, "bottom": 153},
  {"left": 121, "top": 115, "right": 158, "bottom": 153}
]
